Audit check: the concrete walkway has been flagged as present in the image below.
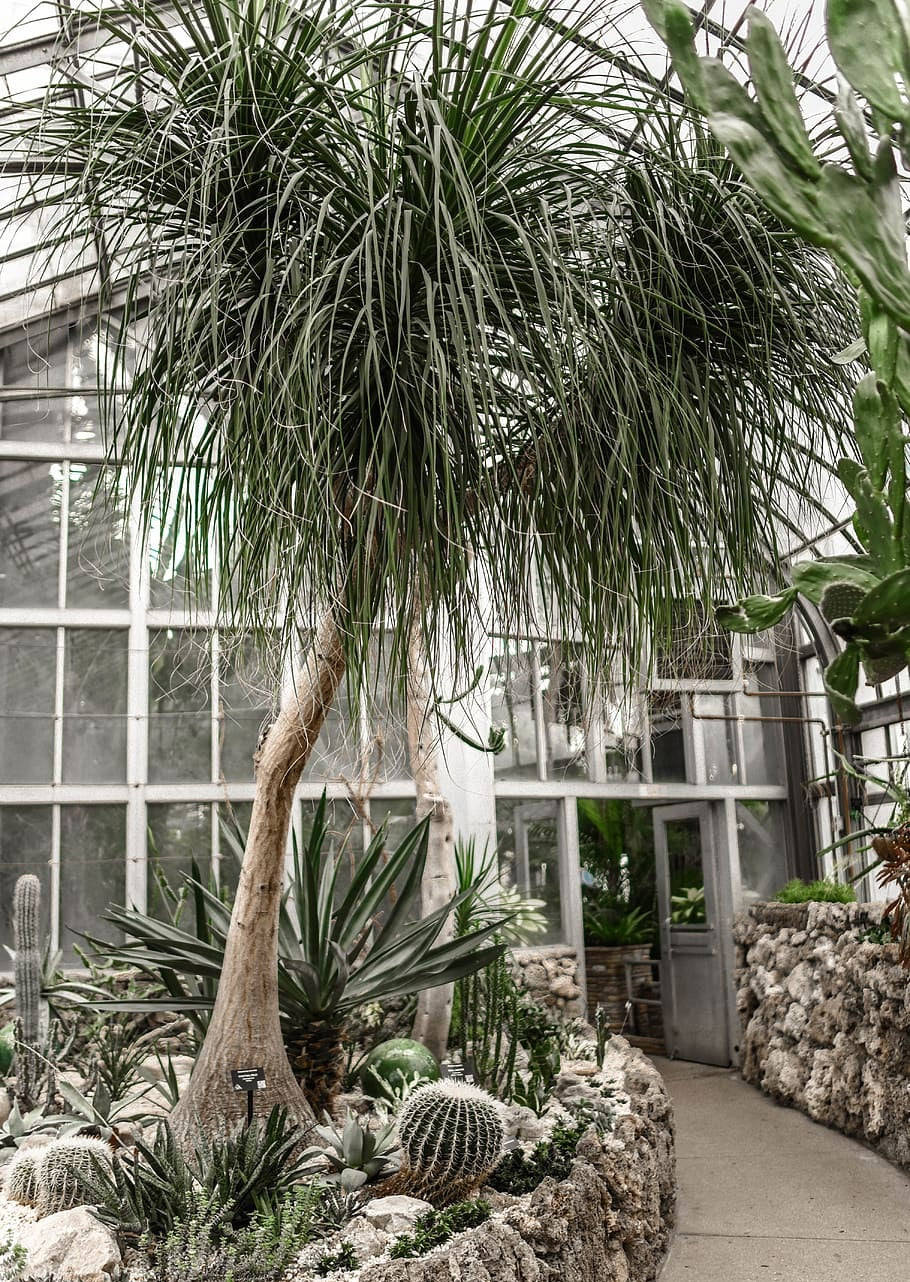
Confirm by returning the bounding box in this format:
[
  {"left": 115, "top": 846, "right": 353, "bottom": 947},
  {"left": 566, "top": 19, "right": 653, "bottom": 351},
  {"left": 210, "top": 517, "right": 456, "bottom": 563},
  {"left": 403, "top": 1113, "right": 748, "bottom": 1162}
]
[{"left": 655, "top": 1058, "right": 910, "bottom": 1282}]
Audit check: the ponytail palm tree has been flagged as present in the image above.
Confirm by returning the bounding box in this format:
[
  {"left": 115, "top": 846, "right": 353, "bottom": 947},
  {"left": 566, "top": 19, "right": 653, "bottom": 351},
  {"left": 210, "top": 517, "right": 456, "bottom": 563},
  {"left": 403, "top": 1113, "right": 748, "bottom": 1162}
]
[{"left": 23, "top": 0, "right": 854, "bottom": 1137}]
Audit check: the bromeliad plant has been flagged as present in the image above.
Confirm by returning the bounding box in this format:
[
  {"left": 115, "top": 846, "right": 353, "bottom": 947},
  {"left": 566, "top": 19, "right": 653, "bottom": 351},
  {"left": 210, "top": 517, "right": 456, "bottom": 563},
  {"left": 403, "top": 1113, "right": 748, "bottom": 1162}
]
[
  {"left": 87, "top": 796, "right": 508, "bottom": 1115},
  {"left": 645, "top": 1, "right": 910, "bottom": 721}
]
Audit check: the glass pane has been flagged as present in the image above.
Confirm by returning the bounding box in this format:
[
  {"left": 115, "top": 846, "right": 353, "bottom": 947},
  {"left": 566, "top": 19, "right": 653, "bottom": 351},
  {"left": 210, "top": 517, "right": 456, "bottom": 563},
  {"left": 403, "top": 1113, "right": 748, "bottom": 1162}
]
[
  {"left": 578, "top": 799, "right": 656, "bottom": 946},
  {"left": 219, "top": 637, "right": 273, "bottom": 784},
  {"left": 741, "top": 664, "right": 786, "bottom": 786},
  {"left": 62, "top": 629, "right": 128, "bottom": 782},
  {"left": 364, "top": 635, "right": 409, "bottom": 783},
  {"left": 496, "top": 798, "right": 564, "bottom": 944},
  {"left": 59, "top": 805, "right": 126, "bottom": 959},
  {"left": 0, "top": 460, "right": 61, "bottom": 604},
  {"left": 0, "top": 807, "right": 52, "bottom": 955},
  {"left": 0, "top": 327, "right": 70, "bottom": 442},
  {"left": 148, "top": 629, "right": 211, "bottom": 783},
  {"left": 0, "top": 628, "right": 55, "bottom": 783},
  {"left": 665, "top": 818, "right": 710, "bottom": 928},
  {"left": 699, "top": 694, "right": 739, "bottom": 784},
  {"left": 540, "top": 642, "right": 588, "bottom": 779},
  {"left": 147, "top": 469, "right": 209, "bottom": 609},
  {"left": 649, "top": 693, "right": 687, "bottom": 782},
  {"left": 736, "top": 801, "right": 790, "bottom": 905},
  {"left": 66, "top": 464, "right": 130, "bottom": 606},
  {"left": 491, "top": 643, "right": 538, "bottom": 779},
  {"left": 147, "top": 802, "right": 213, "bottom": 917},
  {"left": 604, "top": 694, "right": 643, "bottom": 780}
]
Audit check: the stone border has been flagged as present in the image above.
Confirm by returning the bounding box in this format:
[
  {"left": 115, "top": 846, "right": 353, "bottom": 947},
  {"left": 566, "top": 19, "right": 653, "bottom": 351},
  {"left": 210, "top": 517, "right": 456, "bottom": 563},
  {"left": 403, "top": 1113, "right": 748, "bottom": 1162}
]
[
  {"left": 735, "top": 900, "right": 910, "bottom": 1169},
  {"left": 297, "top": 1037, "right": 676, "bottom": 1282}
]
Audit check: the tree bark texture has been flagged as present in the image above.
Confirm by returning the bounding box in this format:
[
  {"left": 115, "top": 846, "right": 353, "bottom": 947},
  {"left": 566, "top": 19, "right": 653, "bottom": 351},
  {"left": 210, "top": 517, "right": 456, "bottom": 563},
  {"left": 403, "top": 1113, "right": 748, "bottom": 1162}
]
[
  {"left": 406, "top": 622, "right": 457, "bottom": 1062},
  {"left": 169, "top": 614, "right": 346, "bottom": 1145}
]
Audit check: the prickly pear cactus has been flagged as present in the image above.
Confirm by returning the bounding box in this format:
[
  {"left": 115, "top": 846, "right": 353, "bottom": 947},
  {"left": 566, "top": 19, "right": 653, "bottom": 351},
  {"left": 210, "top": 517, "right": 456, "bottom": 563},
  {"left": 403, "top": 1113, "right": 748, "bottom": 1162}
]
[
  {"left": 13, "top": 876, "right": 41, "bottom": 1051},
  {"left": 5, "top": 1149, "right": 42, "bottom": 1207},
  {"left": 36, "top": 1137, "right": 112, "bottom": 1216},
  {"left": 392, "top": 1080, "right": 504, "bottom": 1206},
  {"left": 820, "top": 582, "right": 867, "bottom": 625}
]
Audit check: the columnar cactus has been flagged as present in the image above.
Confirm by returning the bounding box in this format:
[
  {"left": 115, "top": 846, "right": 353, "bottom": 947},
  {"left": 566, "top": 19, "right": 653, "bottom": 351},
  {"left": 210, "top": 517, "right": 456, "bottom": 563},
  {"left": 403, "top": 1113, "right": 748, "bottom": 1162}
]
[
  {"left": 4, "top": 1149, "right": 42, "bottom": 1207},
  {"left": 392, "top": 1081, "right": 504, "bottom": 1206},
  {"left": 13, "top": 876, "right": 41, "bottom": 1051},
  {"left": 35, "top": 1137, "right": 112, "bottom": 1216}
]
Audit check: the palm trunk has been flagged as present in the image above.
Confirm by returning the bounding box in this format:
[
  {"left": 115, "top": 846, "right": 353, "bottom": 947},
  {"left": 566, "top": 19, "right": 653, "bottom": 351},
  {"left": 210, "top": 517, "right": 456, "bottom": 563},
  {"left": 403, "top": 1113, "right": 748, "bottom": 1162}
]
[
  {"left": 169, "top": 614, "right": 345, "bottom": 1145},
  {"left": 406, "top": 621, "right": 457, "bottom": 1062}
]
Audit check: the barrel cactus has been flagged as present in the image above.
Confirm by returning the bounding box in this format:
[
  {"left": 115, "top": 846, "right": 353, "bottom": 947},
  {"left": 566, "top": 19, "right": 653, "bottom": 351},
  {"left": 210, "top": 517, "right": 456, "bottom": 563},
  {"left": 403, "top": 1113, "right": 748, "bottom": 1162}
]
[
  {"left": 5, "top": 1149, "right": 42, "bottom": 1207},
  {"left": 36, "top": 1137, "right": 112, "bottom": 1216},
  {"left": 391, "top": 1080, "right": 504, "bottom": 1206}
]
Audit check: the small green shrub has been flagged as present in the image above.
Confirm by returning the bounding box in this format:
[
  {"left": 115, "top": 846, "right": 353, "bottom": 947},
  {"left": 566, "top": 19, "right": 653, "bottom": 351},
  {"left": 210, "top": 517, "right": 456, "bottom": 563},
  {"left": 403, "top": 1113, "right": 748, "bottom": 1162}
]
[
  {"left": 0, "top": 1231, "right": 26, "bottom": 1281},
  {"left": 773, "top": 879, "right": 855, "bottom": 904},
  {"left": 149, "top": 1183, "right": 324, "bottom": 1282},
  {"left": 312, "top": 1241, "right": 357, "bottom": 1276},
  {"left": 301, "top": 1111, "right": 399, "bottom": 1193},
  {"left": 860, "top": 917, "right": 893, "bottom": 945},
  {"left": 388, "top": 1200, "right": 491, "bottom": 1260},
  {"left": 487, "top": 1124, "right": 584, "bottom": 1196}
]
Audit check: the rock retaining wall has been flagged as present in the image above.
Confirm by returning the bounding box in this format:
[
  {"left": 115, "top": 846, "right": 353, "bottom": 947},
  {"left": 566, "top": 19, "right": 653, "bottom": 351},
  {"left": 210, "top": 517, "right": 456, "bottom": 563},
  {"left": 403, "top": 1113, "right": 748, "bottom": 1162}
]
[
  {"left": 735, "top": 900, "right": 910, "bottom": 1168},
  {"left": 511, "top": 946, "right": 584, "bottom": 1020},
  {"left": 297, "top": 1036, "right": 676, "bottom": 1282}
]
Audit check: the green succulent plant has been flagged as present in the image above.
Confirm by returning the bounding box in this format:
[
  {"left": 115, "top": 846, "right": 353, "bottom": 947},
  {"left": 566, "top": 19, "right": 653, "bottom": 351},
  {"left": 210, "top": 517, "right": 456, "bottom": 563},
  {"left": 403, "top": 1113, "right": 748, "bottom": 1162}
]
[
  {"left": 4, "top": 1149, "right": 42, "bottom": 1207},
  {"left": 84, "top": 794, "right": 509, "bottom": 1114},
  {"left": 389, "top": 1080, "right": 504, "bottom": 1207},
  {"left": 644, "top": 0, "right": 910, "bottom": 723},
  {"left": 36, "top": 1136, "right": 113, "bottom": 1216},
  {"left": 301, "top": 1111, "right": 400, "bottom": 1193}
]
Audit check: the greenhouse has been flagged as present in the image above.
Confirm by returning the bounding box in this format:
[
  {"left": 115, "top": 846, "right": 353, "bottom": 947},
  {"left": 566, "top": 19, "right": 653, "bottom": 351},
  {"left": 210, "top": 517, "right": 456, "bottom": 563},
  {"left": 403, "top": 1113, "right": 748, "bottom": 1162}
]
[{"left": 0, "top": 2, "right": 909, "bottom": 1281}]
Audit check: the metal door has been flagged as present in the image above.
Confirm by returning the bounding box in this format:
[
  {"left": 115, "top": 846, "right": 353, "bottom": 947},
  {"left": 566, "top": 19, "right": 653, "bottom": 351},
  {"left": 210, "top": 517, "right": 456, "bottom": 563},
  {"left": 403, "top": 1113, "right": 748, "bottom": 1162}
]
[{"left": 654, "top": 803, "right": 733, "bottom": 1065}]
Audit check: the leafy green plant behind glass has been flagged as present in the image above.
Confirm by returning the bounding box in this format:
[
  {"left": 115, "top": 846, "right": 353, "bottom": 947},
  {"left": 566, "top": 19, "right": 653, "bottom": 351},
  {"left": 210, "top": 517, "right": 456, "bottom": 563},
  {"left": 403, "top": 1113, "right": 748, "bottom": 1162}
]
[
  {"left": 83, "top": 794, "right": 509, "bottom": 1114},
  {"left": 644, "top": 0, "right": 910, "bottom": 722},
  {"left": 578, "top": 800, "right": 656, "bottom": 947}
]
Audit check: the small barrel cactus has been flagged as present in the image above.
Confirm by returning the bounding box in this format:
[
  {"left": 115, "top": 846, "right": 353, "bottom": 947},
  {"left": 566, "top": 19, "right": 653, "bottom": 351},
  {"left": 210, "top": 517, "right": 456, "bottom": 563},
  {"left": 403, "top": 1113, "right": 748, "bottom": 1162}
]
[
  {"left": 5, "top": 1149, "right": 42, "bottom": 1207},
  {"left": 392, "top": 1080, "right": 504, "bottom": 1206},
  {"left": 36, "top": 1137, "right": 112, "bottom": 1216}
]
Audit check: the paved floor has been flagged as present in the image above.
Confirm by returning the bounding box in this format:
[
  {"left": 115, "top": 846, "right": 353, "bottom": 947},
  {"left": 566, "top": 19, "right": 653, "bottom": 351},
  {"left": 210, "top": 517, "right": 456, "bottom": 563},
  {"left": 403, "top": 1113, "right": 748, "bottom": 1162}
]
[{"left": 654, "top": 1057, "right": 910, "bottom": 1282}]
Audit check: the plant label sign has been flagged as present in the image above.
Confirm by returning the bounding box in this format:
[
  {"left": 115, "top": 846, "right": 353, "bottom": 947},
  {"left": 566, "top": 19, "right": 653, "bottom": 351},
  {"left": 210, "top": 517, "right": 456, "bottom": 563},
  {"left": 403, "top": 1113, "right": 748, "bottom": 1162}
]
[{"left": 231, "top": 1067, "right": 266, "bottom": 1092}]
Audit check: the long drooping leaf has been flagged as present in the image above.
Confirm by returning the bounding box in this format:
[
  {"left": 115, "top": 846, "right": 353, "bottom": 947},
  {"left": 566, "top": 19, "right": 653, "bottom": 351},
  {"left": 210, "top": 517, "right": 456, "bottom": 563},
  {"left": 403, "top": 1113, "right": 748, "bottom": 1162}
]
[{"left": 18, "top": 0, "right": 855, "bottom": 706}]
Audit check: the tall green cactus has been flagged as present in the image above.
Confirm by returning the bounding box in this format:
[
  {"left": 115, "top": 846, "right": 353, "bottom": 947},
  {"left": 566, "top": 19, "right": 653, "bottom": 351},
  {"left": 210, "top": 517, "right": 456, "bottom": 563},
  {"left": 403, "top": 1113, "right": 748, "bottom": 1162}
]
[
  {"left": 12, "top": 876, "right": 42, "bottom": 1105},
  {"left": 13, "top": 876, "right": 41, "bottom": 1050},
  {"left": 644, "top": 1, "right": 910, "bottom": 723},
  {"left": 390, "top": 1080, "right": 504, "bottom": 1206}
]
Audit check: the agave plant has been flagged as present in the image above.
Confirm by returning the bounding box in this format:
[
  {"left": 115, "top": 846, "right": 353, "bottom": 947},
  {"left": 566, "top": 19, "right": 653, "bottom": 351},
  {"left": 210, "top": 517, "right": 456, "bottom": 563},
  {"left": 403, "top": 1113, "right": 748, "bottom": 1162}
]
[
  {"left": 86, "top": 796, "right": 508, "bottom": 1114},
  {"left": 301, "top": 1111, "right": 400, "bottom": 1192}
]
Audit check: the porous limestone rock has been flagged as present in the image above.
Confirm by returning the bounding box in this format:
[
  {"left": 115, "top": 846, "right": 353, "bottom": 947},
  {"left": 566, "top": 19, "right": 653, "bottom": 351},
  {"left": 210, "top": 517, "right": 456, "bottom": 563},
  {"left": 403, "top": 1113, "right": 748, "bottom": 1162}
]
[
  {"left": 291, "top": 1037, "right": 674, "bottom": 1282},
  {"left": 735, "top": 901, "right": 910, "bottom": 1169},
  {"left": 511, "top": 947, "right": 585, "bottom": 1019},
  {"left": 361, "top": 1195, "right": 433, "bottom": 1234},
  {"left": 17, "top": 1204, "right": 121, "bottom": 1282}
]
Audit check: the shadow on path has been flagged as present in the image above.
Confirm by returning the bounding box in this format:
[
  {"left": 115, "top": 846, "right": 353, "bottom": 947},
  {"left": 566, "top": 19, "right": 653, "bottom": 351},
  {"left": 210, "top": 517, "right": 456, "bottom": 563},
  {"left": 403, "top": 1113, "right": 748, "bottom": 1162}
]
[{"left": 654, "top": 1057, "right": 910, "bottom": 1282}]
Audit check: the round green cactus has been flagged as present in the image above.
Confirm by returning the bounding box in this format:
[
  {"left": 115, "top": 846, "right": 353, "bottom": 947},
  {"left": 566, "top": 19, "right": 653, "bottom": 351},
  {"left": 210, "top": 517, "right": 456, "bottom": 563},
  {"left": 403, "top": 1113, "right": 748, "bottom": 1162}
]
[
  {"left": 5, "top": 1149, "right": 42, "bottom": 1207},
  {"left": 395, "top": 1080, "right": 504, "bottom": 1205},
  {"left": 359, "top": 1039, "right": 441, "bottom": 1102},
  {"left": 36, "top": 1137, "right": 112, "bottom": 1216}
]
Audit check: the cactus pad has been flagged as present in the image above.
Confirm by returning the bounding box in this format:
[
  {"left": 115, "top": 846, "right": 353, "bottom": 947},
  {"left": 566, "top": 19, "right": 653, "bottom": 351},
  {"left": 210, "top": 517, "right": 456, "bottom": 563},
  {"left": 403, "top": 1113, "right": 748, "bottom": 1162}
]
[
  {"left": 820, "top": 582, "right": 866, "bottom": 624},
  {"left": 5, "top": 1149, "right": 42, "bottom": 1207},
  {"left": 394, "top": 1080, "right": 504, "bottom": 1205},
  {"left": 36, "top": 1137, "right": 112, "bottom": 1216}
]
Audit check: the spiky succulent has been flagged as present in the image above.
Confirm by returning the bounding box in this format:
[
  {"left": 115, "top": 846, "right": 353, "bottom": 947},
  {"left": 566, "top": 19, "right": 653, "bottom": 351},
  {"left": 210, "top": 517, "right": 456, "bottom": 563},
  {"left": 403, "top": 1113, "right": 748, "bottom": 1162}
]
[
  {"left": 36, "top": 1137, "right": 112, "bottom": 1216},
  {"left": 4, "top": 1149, "right": 42, "bottom": 1207},
  {"left": 391, "top": 1081, "right": 504, "bottom": 1206},
  {"left": 301, "top": 1111, "right": 400, "bottom": 1193}
]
